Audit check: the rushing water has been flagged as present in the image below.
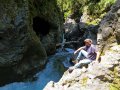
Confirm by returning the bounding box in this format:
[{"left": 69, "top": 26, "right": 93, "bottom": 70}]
[{"left": 0, "top": 48, "right": 74, "bottom": 90}]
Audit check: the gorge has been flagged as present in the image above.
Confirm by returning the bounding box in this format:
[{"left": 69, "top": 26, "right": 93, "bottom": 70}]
[{"left": 0, "top": 0, "right": 120, "bottom": 90}]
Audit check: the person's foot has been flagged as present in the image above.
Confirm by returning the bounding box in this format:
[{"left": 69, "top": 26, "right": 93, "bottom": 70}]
[
  {"left": 72, "top": 60, "right": 78, "bottom": 64},
  {"left": 81, "top": 66, "right": 87, "bottom": 72},
  {"left": 68, "top": 68, "right": 73, "bottom": 73},
  {"left": 68, "top": 67, "right": 75, "bottom": 73}
]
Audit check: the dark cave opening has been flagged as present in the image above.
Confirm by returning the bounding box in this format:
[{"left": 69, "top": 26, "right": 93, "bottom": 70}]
[
  {"left": 33, "top": 16, "right": 50, "bottom": 36},
  {"left": 0, "top": 37, "right": 2, "bottom": 40}
]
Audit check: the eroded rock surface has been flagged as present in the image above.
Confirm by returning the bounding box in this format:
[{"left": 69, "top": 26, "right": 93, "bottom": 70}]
[
  {"left": 44, "top": 45, "right": 120, "bottom": 90},
  {"left": 64, "top": 18, "right": 98, "bottom": 49},
  {"left": 0, "top": 0, "right": 62, "bottom": 85}
]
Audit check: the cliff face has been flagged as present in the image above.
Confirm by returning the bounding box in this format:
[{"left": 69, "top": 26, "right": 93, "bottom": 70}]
[
  {"left": 44, "top": 0, "right": 120, "bottom": 90},
  {"left": 97, "top": 0, "right": 120, "bottom": 51},
  {"left": 0, "top": 0, "right": 62, "bottom": 85},
  {"left": 29, "top": 0, "right": 63, "bottom": 55}
]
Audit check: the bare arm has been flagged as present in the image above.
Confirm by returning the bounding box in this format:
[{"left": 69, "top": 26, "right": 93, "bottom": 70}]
[
  {"left": 74, "top": 47, "right": 84, "bottom": 54},
  {"left": 95, "top": 44, "right": 105, "bottom": 61},
  {"left": 95, "top": 52, "right": 100, "bottom": 61}
]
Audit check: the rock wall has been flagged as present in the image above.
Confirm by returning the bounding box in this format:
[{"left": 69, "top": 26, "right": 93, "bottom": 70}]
[
  {"left": 0, "top": 0, "right": 62, "bottom": 85},
  {"left": 97, "top": 0, "right": 120, "bottom": 51},
  {"left": 29, "top": 0, "right": 63, "bottom": 55},
  {"left": 64, "top": 18, "right": 98, "bottom": 49}
]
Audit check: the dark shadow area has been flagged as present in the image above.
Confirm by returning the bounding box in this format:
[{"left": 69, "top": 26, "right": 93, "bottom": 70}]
[
  {"left": 0, "top": 67, "right": 14, "bottom": 86},
  {"left": 0, "top": 63, "right": 46, "bottom": 87},
  {"left": 33, "top": 16, "right": 50, "bottom": 36},
  {"left": 0, "top": 56, "right": 67, "bottom": 90},
  {"left": 0, "top": 37, "right": 2, "bottom": 40}
]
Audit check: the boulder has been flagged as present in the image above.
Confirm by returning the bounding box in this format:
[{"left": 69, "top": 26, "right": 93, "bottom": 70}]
[
  {"left": 101, "top": 27, "right": 113, "bottom": 40},
  {"left": 64, "top": 18, "right": 84, "bottom": 49},
  {"left": 64, "top": 18, "right": 98, "bottom": 49}
]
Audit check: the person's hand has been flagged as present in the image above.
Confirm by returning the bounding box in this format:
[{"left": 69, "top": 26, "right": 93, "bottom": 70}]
[
  {"left": 92, "top": 60, "right": 99, "bottom": 64},
  {"left": 74, "top": 51, "right": 77, "bottom": 54}
]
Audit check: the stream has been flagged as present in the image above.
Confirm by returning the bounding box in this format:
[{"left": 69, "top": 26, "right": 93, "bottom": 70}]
[{"left": 0, "top": 48, "right": 74, "bottom": 90}]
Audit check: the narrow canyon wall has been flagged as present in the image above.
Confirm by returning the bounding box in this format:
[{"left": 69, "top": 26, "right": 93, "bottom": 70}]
[{"left": 0, "top": 0, "right": 62, "bottom": 85}]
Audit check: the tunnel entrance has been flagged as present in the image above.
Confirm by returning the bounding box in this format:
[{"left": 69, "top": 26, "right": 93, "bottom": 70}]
[{"left": 33, "top": 16, "right": 50, "bottom": 36}]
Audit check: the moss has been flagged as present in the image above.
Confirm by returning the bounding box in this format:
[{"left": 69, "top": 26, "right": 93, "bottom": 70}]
[
  {"left": 109, "top": 67, "right": 120, "bottom": 90},
  {"left": 0, "top": 0, "right": 11, "bottom": 4},
  {"left": 29, "top": 0, "right": 62, "bottom": 26},
  {"left": 0, "top": 22, "right": 5, "bottom": 30},
  {"left": 86, "top": 19, "right": 100, "bottom": 25},
  {"left": 81, "top": 77, "right": 88, "bottom": 86},
  {"left": 110, "top": 82, "right": 120, "bottom": 90}
]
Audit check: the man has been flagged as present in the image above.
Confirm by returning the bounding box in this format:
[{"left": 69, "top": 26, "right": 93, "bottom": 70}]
[{"left": 69, "top": 39, "right": 100, "bottom": 72}]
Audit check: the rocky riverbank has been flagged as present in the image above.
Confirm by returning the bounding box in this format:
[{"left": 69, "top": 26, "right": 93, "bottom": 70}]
[
  {"left": 44, "top": 0, "right": 120, "bottom": 90},
  {"left": 44, "top": 45, "right": 120, "bottom": 90}
]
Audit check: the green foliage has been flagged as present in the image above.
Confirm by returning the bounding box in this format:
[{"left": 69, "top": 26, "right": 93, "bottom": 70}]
[
  {"left": 87, "top": 0, "right": 116, "bottom": 16},
  {"left": 57, "top": 0, "right": 116, "bottom": 24},
  {"left": 57, "top": 0, "right": 72, "bottom": 18}
]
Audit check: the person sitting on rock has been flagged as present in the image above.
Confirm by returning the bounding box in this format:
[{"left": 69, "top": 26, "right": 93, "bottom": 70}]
[{"left": 69, "top": 38, "right": 100, "bottom": 72}]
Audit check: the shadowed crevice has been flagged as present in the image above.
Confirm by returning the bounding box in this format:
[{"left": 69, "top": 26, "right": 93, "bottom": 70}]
[{"left": 33, "top": 16, "right": 50, "bottom": 36}]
